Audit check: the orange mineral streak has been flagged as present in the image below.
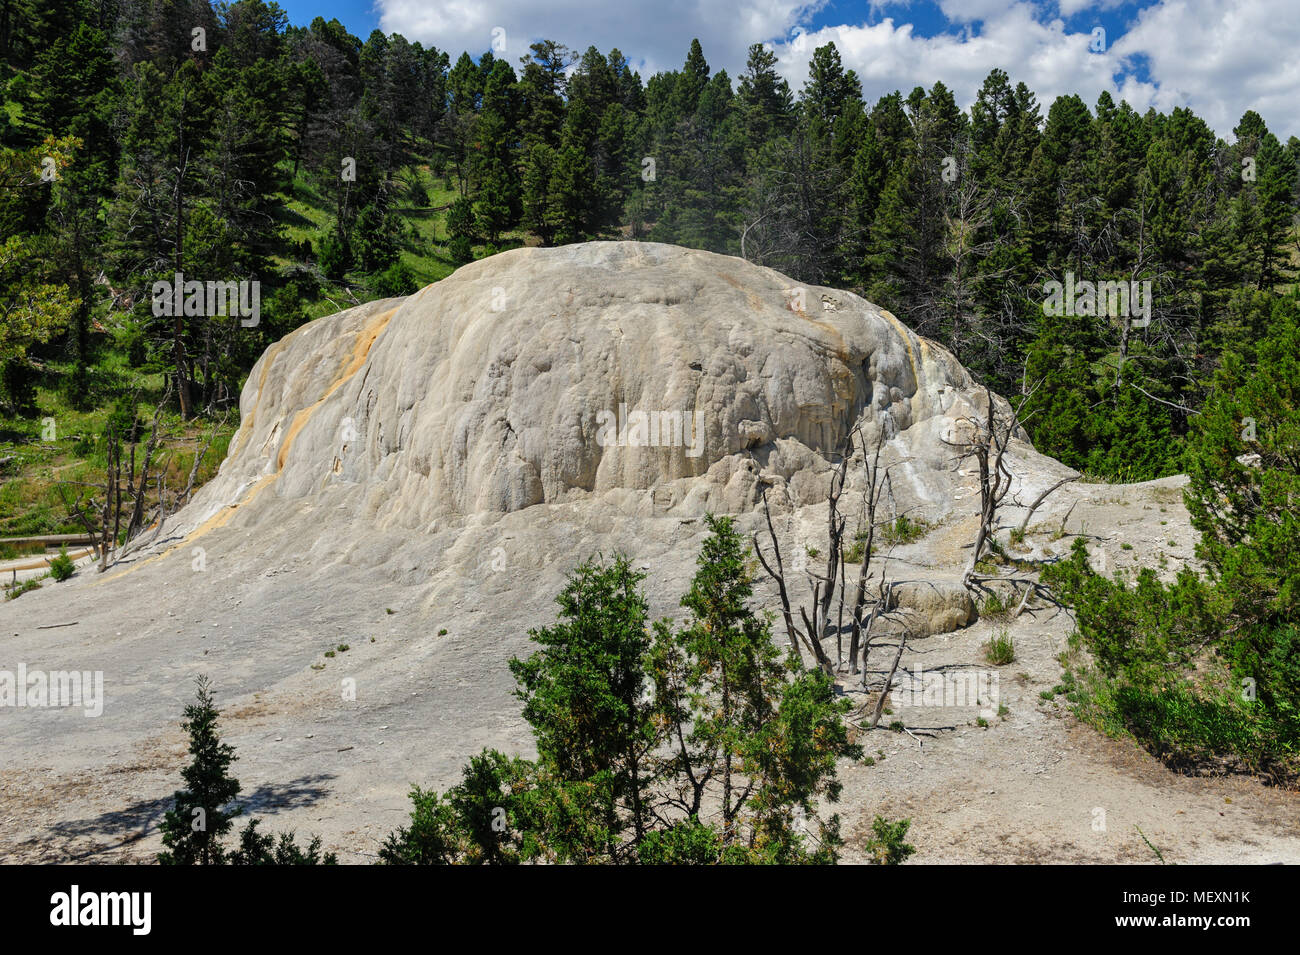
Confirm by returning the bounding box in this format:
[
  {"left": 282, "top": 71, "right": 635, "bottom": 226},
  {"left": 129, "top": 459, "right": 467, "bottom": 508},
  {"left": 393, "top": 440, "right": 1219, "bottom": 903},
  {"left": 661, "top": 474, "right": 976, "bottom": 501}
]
[
  {"left": 98, "top": 307, "right": 395, "bottom": 582},
  {"left": 878, "top": 308, "right": 923, "bottom": 386},
  {"left": 277, "top": 309, "right": 388, "bottom": 470},
  {"left": 225, "top": 332, "right": 289, "bottom": 462}
]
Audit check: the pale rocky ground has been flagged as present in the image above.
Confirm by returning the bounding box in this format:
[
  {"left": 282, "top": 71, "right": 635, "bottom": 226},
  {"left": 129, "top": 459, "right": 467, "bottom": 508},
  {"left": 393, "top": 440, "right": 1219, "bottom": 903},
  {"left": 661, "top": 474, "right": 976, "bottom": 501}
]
[{"left": 2, "top": 242, "right": 1296, "bottom": 864}]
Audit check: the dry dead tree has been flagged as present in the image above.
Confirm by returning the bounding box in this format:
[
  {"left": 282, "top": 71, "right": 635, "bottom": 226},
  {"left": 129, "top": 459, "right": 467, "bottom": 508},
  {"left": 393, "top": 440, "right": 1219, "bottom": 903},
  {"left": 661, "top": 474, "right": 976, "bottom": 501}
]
[
  {"left": 846, "top": 428, "right": 893, "bottom": 675},
  {"left": 1014, "top": 474, "right": 1078, "bottom": 537},
  {"left": 123, "top": 402, "right": 164, "bottom": 542},
  {"left": 754, "top": 423, "right": 918, "bottom": 697},
  {"left": 867, "top": 631, "right": 908, "bottom": 730},
  {"left": 943, "top": 383, "right": 1022, "bottom": 588},
  {"left": 58, "top": 397, "right": 172, "bottom": 572},
  {"left": 942, "top": 381, "right": 1067, "bottom": 616},
  {"left": 754, "top": 484, "right": 835, "bottom": 675}
]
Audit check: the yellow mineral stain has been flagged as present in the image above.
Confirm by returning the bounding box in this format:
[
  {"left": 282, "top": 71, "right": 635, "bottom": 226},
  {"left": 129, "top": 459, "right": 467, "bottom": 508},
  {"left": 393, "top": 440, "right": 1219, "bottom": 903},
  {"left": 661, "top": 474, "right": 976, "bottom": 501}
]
[
  {"left": 227, "top": 334, "right": 289, "bottom": 461},
  {"left": 277, "top": 308, "right": 391, "bottom": 470},
  {"left": 878, "top": 308, "right": 921, "bottom": 386},
  {"left": 97, "top": 307, "right": 395, "bottom": 582}
]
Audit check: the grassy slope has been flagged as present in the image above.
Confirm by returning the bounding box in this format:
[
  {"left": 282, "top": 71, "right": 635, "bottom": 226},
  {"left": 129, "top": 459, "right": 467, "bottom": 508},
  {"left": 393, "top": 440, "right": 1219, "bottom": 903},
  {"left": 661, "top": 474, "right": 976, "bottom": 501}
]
[{"left": 0, "top": 158, "right": 471, "bottom": 539}]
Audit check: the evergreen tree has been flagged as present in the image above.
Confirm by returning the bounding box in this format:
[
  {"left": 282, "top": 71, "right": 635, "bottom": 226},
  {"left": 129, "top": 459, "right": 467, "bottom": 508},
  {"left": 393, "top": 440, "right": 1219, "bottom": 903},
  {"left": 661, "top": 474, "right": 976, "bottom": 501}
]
[
  {"left": 352, "top": 201, "right": 401, "bottom": 272},
  {"left": 318, "top": 219, "right": 352, "bottom": 279},
  {"left": 651, "top": 515, "right": 860, "bottom": 860},
  {"left": 508, "top": 555, "right": 658, "bottom": 861},
  {"left": 516, "top": 40, "right": 570, "bottom": 150},
  {"left": 158, "top": 676, "right": 242, "bottom": 865},
  {"left": 379, "top": 748, "right": 531, "bottom": 864},
  {"left": 446, "top": 194, "right": 476, "bottom": 241},
  {"left": 229, "top": 820, "right": 339, "bottom": 865},
  {"left": 521, "top": 141, "right": 559, "bottom": 245},
  {"left": 1046, "top": 296, "right": 1300, "bottom": 775},
  {"left": 801, "top": 42, "right": 860, "bottom": 135},
  {"left": 736, "top": 43, "right": 793, "bottom": 152},
  {"left": 1186, "top": 295, "right": 1300, "bottom": 676}
]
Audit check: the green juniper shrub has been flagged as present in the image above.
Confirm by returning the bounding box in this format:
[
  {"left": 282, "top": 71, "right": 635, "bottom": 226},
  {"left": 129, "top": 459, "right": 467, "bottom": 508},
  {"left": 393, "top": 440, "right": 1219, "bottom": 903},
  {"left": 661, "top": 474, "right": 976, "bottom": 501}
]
[
  {"left": 318, "top": 221, "right": 352, "bottom": 280},
  {"left": 446, "top": 195, "right": 476, "bottom": 242},
  {"left": 378, "top": 748, "right": 532, "bottom": 865},
  {"left": 447, "top": 235, "right": 473, "bottom": 265},
  {"left": 637, "top": 816, "right": 724, "bottom": 864},
  {"left": 47, "top": 546, "right": 75, "bottom": 581},
  {"left": 378, "top": 786, "right": 466, "bottom": 865},
  {"left": 865, "top": 815, "right": 916, "bottom": 865},
  {"left": 229, "top": 819, "right": 338, "bottom": 865},
  {"left": 372, "top": 261, "right": 418, "bottom": 297},
  {"left": 383, "top": 515, "right": 866, "bottom": 865},
  {"left": 352, "top": 203, "right": 401, "bottom": 273},
  {"left": 157, "top": 676, "right": 243, "bottom": 865}
]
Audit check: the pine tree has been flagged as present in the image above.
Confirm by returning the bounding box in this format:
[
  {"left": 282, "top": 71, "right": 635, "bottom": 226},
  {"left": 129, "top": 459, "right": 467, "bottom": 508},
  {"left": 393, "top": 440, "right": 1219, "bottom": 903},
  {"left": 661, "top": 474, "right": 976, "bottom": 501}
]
[
  {"left": 516, "top": 40, "right": 570, "bottom": 150},
  {"left": 318, "top": 219, "right": 352, "bottom": 279},
  {"left": 736, "top": 43, "right": 793, "bottom": 152},
  {"left": 352, "top": 202, "right": 400, "bottom": 272},
  {"left": 801, "top": 42, "right": 860, "bottom": 134},
  {"left": 521, "top": 141, "right": 559, "bottom": 245},
  {"left": 158, "top": 676, "right": 242, "bottom": 865},
  {"left": 672, "top": 38, "right": 710, "bottom": 117},
  {"left": 228, "top": 819, "right": 339, "bottom": 865},
  {"left": 652, "top": 515, "right": 860, "bottom": 859},
  {"left": 508, "top": 555, "right": 658, "bottom": 861}
]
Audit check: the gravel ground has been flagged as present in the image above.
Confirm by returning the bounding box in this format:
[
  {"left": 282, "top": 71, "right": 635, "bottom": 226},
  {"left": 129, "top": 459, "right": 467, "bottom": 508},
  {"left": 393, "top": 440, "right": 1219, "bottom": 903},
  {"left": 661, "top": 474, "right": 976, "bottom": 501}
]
[{"left": 2, "top": 473, "right": 1296, "bottom": 864}]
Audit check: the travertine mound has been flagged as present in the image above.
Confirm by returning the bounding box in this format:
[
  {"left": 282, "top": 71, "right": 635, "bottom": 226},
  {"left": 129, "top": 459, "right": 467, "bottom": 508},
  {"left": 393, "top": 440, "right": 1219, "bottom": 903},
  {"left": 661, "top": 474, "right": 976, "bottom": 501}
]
[
  {"left": 19, "top": 243, "right": 1221, "bottom": 867},
  {"left": 170, "top": 241, "right": 1060, "bottom": 542}
]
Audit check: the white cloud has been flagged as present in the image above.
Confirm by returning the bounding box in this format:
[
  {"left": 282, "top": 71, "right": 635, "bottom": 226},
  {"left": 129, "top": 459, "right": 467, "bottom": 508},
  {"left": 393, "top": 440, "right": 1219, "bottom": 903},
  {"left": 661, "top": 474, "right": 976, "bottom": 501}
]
[
  {"left": 1054, "top": 0, "right": 1127, "bottom": 17},
  {"left": 774, "top": 4, "right": 1122, "bottom": 117},
  {"left": 376, "top": 0, "right": 821, "bottom": 78},
  {"left": 1110, "top": 0, "right": 1300, "bottom": 137},
  {"left": 375, "top": 0, "right": 1300, "bottom": 140}
]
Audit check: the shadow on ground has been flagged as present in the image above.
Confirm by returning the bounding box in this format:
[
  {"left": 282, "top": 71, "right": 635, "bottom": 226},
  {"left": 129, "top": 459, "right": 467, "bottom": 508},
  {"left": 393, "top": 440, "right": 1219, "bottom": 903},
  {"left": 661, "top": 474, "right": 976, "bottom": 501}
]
[{"left": 25, "top": 772, "right": 338, "bottom": 862}]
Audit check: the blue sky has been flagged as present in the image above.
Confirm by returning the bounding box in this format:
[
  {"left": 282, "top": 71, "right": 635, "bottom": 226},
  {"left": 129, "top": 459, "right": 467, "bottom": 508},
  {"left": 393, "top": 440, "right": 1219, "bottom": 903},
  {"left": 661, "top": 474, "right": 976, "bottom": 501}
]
[
  {"left": 278, "top": 0, "right": 379, "bottom": 36},
  {"left": 271, "top": 1, "right": 1300, "bottom": 139}
]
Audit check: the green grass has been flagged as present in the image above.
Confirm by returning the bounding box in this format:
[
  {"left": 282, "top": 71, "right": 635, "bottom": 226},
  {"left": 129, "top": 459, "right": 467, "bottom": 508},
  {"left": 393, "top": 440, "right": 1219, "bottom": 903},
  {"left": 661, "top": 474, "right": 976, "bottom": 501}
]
[
  {"left": 979, "top": 590, "right": 1010, "bottom": 620},
  {"left": 0, "top": 540, "right": 46, "bottom": 560},
  {"left": 880, "top": 514, "right": 928, "bottom": 546},
  {"left": 280, "top": 163, "right": 462, "bottom": 292},
  {"left": 1, "top": 365, "right": 235, "bottom": 539},
  {"left": 983, "top": 630, "right": 1016, "bottom": 665},
  {"left": 4, "top": 576, "right": 43, "bottom": 600},
  {"left": 1136, "top": 826, "right": 1168, "bottom": 864}
]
